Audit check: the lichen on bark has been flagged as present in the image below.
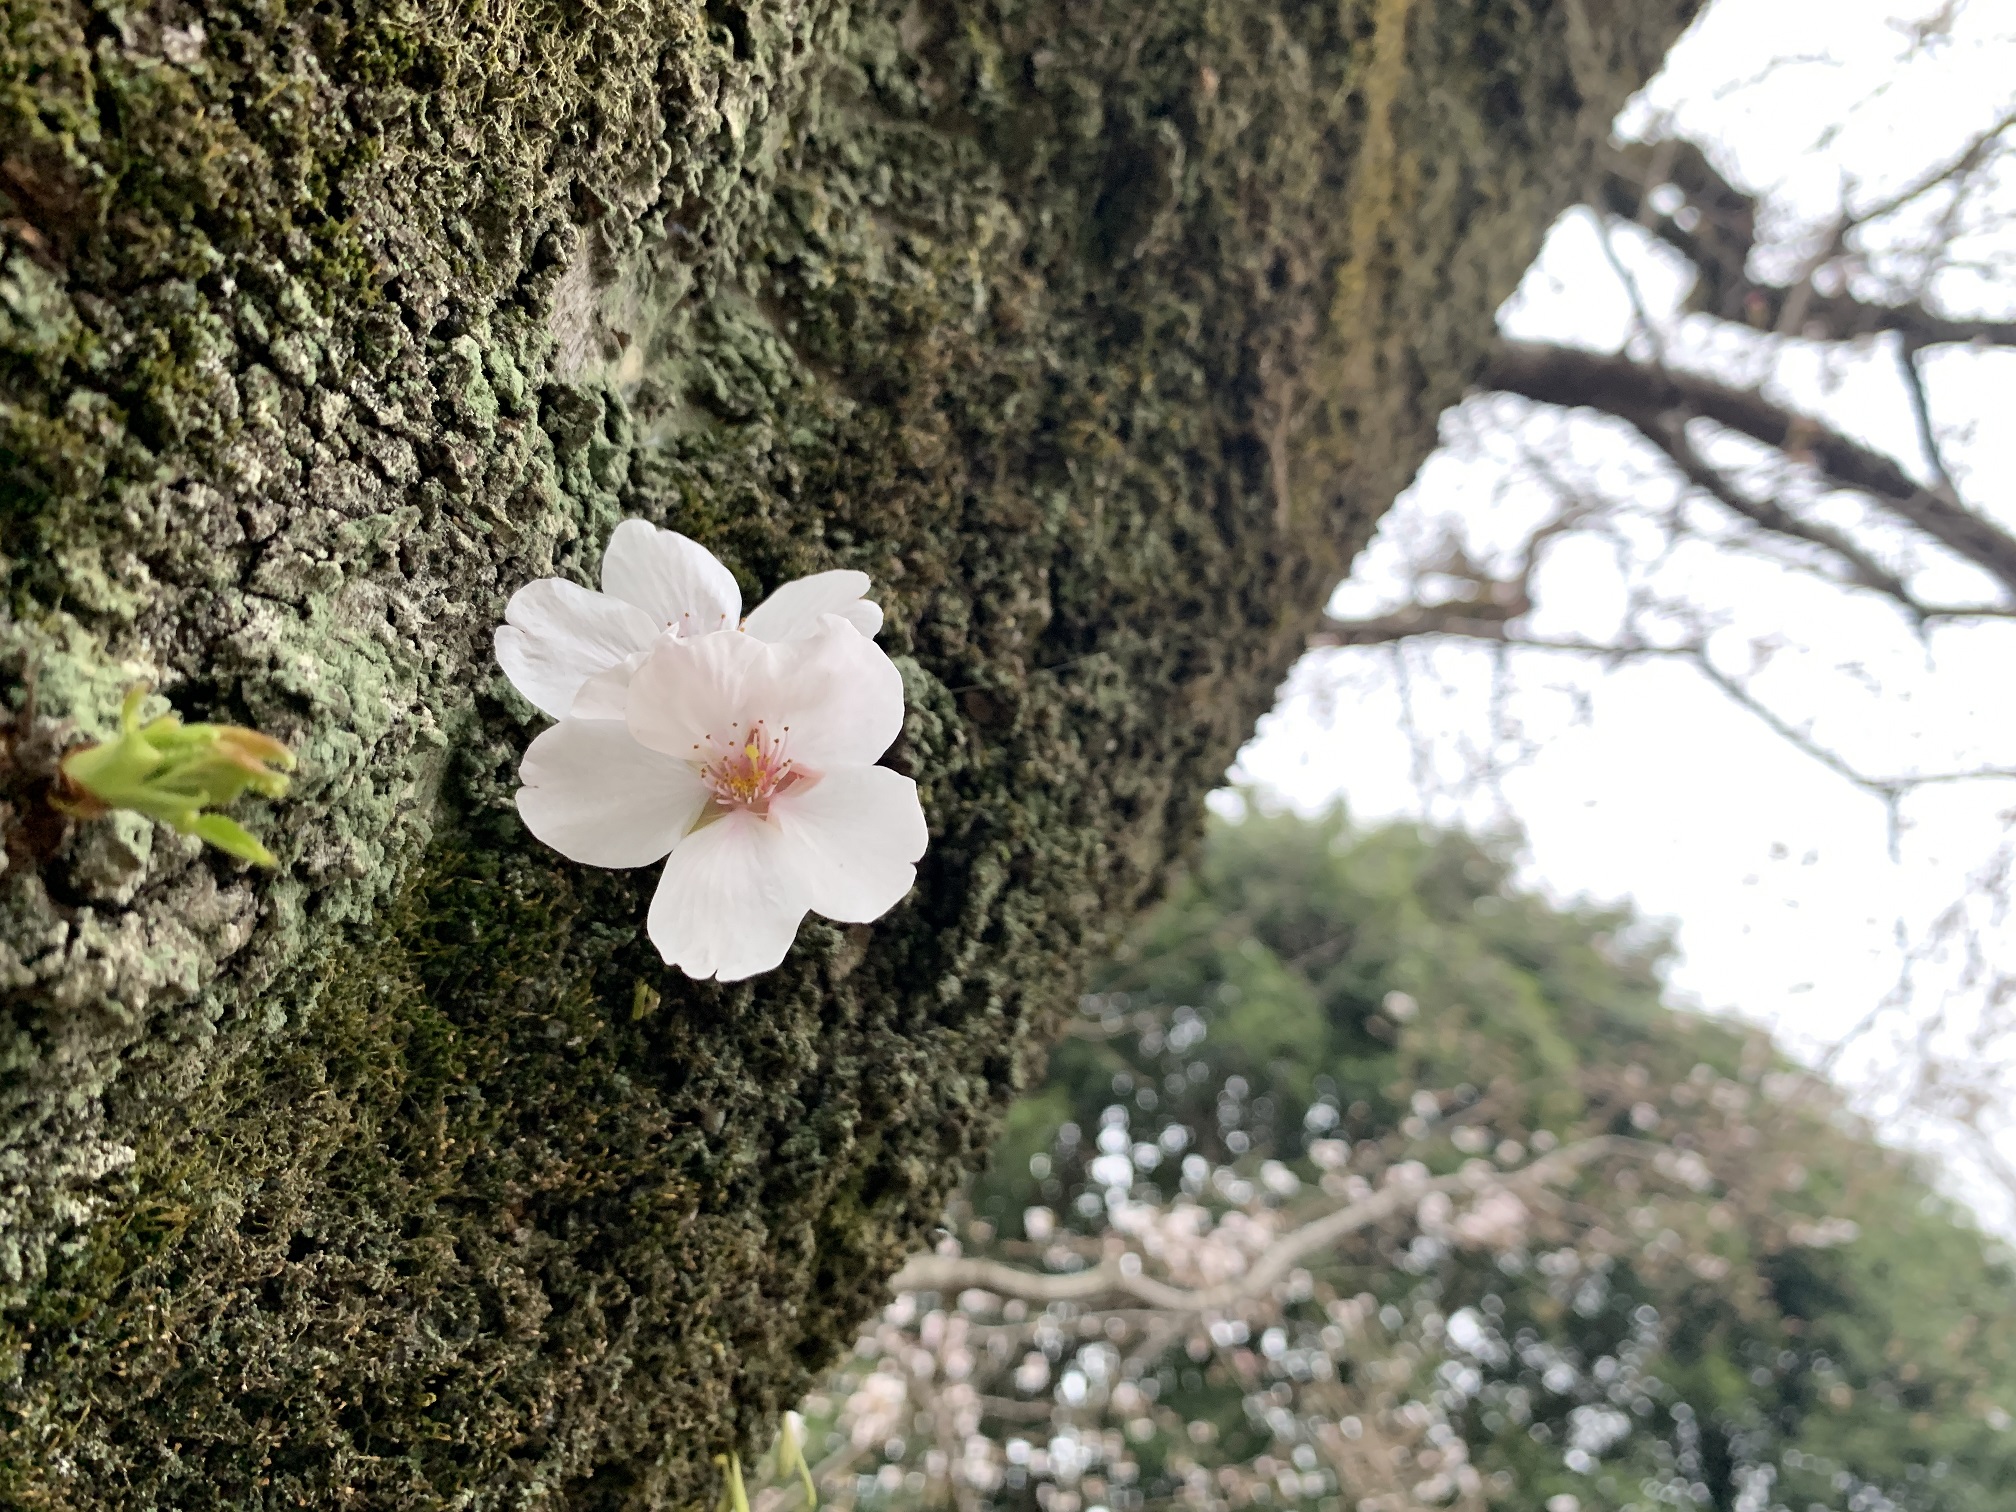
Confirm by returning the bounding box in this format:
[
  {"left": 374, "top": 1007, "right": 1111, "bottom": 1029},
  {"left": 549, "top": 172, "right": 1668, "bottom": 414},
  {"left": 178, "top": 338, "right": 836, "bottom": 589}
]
[{"left": 0, "top": 0, "right": 1699, "bottom": 1502}]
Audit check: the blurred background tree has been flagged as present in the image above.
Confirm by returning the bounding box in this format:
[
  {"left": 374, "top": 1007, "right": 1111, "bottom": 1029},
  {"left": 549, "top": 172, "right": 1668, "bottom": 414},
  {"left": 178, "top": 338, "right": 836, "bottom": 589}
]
[{"left": 788, "top": 813, "right": 2016, "bottom": 1512}]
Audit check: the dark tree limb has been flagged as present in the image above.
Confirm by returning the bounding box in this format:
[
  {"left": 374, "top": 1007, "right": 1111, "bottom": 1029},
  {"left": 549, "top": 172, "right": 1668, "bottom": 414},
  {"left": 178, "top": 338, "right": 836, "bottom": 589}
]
[{"left": 1481, "top": 340, "right": 2016, "bottom": 600}]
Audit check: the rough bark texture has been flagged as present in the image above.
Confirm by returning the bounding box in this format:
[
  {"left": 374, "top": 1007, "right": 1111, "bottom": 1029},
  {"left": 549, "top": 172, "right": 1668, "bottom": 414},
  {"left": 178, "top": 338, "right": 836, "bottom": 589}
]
[{"left": 0, "top": 0, "right": 1697, "bottom": 1502}]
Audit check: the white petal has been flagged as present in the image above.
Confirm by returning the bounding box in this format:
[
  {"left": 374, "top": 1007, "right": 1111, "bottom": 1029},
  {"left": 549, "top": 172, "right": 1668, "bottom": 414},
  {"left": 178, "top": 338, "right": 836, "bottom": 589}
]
[
  {"left": 625, "top": 621, "right": 907, "bottom": 770},
  {"left": 647, "top": 811, "right": 810, "bottom": 980},
  {"left": 569, "top": 649, "right": 650, "bottom": 721},
  {"left": 495, "top": 578, "right": 659, "bottom": 720},
  {"left": 761, "top": 619, "right": 908, "bottom": 768},
  {"left": 516, "top": 718, "right": 709, "bottom": 868},
  {"left": 835, "top": 598, "right": 884, "bottom": 637},
  {"left": 600, "top": 518, "right": 742, "bottom": 636},
  {"left": 625, "top": 626, "right": 775, "bottom": 759},
  {"left": 744, "top": 570, "right": 884, "bottom": 642},
  {"left": 770, "top": 765, "right": 928, "bottom": 923}
]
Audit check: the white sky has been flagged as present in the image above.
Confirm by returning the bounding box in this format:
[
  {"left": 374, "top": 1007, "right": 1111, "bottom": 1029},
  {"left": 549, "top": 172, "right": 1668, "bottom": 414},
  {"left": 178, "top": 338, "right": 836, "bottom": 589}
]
[{"left": 1226, "top": 0, "right": 2016, "bottom": 1223}]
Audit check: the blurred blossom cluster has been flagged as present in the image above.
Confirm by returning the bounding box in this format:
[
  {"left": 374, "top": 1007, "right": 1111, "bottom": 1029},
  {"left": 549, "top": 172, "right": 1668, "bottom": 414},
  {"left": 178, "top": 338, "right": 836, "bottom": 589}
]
[{"left": 787, "top": 817, "right": 2016, "bottom": 1512}]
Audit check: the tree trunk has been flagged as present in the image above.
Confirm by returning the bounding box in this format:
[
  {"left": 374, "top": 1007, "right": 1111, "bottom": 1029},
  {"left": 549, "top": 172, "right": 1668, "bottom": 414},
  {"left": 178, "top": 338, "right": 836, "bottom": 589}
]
[{"left": 0, "top": 0, "right": 1697, "bottom": 1502}]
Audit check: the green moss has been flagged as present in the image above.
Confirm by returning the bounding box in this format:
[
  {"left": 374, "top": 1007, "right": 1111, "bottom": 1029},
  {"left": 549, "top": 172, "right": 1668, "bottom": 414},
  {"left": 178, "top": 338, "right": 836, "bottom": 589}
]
[{"left": 0, "top": 0, "right": 1703, "bottom": 1501}]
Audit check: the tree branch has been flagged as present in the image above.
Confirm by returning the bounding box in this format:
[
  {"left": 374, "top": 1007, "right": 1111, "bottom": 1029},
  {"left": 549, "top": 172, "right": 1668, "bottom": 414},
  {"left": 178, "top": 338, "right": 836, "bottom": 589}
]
[
  {"left": 1311, "top": 615, "right": 2016, "bottom": 834},
  {"left": 1634, "top": 410, "right": 1921, "bottom": 606},
  {"left": 888, "top": 1140, "right": 1624, "bottom": 1312},
  {"left": 1895, "top": 338, "right": 1964, "bottom": 504},
  {"left": 1481, "top": 340, "right": 2016, "bottom": 600},
  {"left": 1317, "top": 599, "right": 1532, "bottom": 648},
  {"left": 1598, "top": 133, "right": 2016, "bottom": 349}
]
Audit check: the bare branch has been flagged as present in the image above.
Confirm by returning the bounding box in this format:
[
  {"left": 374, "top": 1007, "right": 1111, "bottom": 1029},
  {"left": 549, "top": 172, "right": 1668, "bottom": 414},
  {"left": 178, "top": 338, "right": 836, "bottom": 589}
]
[
  {"left": 1311, "top": 615, "right": 2016, "bottom": 827},
  {"left": 1599, "top": 133, "right": 2016, "bottom": 349},
  {"left": 1846, "top": 102, "right": 2016, "bottom": 230},
  {"left": 1683, "top": 658, "right": 2016, "bottom": 858},
  {"left": 1635, "top": 410, "right": 1923, "bottom": 607},
  {"left": 1596, "top": 139, "right": 1762, "bottom": 327},
  {"left": 1481, "top": 340, "right": 2016, "bottom": 600},
  {"left": 1895, "top": 339, "right": 1963, "bottom": 505},
  {"left": 1318, "top": 598, "right": 1531, "bottom": 649}
]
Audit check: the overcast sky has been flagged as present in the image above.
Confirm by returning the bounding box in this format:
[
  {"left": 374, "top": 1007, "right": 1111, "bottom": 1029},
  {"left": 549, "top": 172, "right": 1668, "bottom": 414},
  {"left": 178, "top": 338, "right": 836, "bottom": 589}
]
[{"left": 1227, "top": 0, "right": 2016, "bottom": 1224}]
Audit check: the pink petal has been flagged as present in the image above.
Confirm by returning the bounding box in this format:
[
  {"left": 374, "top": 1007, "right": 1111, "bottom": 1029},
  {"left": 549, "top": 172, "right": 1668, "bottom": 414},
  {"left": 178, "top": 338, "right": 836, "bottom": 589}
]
[
  {"left": 625, "top": 626, "right": 775, "bottom": 760},
  {"left": 495, "top": 577, "right": 659, "bottom": 720},
  {"left": 770, "top": 765, "right": 928, "bottom": 923},
  {"left": 744, "top": 570, "right": 884, "bottom": 642},
  {"left": 648, "top": 811, "right": 811, "bottom": 980},
  {"left": 517, "top": 718, "right": 709, "bottom": 868},
  {"left": 624, "top": 621, "right": 907, "bottom": 770},
  {"left": 756, "top": 619, "right": 908, "bottom": 768},
  {"left": 600, "top": 519, "right": 742, "bottom": 636}
]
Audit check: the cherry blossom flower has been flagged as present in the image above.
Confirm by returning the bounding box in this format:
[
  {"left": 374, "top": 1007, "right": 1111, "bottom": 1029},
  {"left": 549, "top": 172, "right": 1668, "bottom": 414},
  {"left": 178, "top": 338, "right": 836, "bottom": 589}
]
[
  {"left": 495, "top": 519, "right": 883, "bottom": 720},
  {"left": 514, "top": 618, "right": 927, "bottom": 981}
]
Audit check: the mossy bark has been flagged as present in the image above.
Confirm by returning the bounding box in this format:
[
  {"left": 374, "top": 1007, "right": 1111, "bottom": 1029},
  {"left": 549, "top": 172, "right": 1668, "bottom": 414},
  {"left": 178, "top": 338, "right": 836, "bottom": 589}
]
[{"left": 0, "top": 0, "right": 1698, "bottom": 1502}]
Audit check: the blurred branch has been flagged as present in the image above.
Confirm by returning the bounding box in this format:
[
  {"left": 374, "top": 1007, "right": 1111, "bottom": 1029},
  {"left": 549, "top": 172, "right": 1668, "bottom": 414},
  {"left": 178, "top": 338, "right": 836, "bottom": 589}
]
[
  {"left": 1481, "top": 339, "right": 2016, "bottom": 601},
  {"left": 1638, "top": 413, "right": 1923, "bottom": 607},
  {"left": 1895, "top": 338, "right": 1962, "bottom": 502},
  {"left": 1317, "top": 598, "right": 1533, "bottom": 649},
  {"left": 1681, "top": 658, "right": 2016, "bottom": 855},
  {"left": 889, "top": 1139, "right": 1624, "bottom": 1312},
  {"left": 1598, "top": 123, "right": 2016, "bottom": 348},
  {"left": 1315, "top": 604, "right": 2016, "bottom": 824}
]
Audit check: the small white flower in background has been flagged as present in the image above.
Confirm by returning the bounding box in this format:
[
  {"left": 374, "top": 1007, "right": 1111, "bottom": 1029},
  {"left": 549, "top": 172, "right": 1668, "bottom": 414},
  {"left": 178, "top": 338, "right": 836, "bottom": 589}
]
[
  {"left": 496, "top": 519, "right": 926, "bottom": 981},
  {"left": 495, "top": 517, "right": 884, "bottom": 720}
]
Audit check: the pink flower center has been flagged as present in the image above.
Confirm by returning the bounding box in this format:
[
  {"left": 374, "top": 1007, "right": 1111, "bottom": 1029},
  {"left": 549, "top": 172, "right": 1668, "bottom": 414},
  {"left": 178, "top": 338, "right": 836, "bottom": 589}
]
[{"left": 697, "top": 721, "right": 796, "bottom": 813}]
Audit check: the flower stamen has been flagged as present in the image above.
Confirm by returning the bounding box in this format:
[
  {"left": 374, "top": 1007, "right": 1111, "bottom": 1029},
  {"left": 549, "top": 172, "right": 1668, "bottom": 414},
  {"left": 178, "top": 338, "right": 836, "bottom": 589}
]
[{"left": 698, "top": 720, "right": 795, "bottom": 813}]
